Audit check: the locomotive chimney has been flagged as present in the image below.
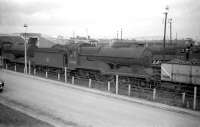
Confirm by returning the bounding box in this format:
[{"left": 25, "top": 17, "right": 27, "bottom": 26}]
[{"left": 185, "top": 47, "right": 190, "bottom": 61}]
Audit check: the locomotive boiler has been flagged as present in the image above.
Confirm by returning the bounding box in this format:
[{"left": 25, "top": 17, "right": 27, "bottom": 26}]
[{"left": 68, "top": 46, "right": 153, "bottom": 80}]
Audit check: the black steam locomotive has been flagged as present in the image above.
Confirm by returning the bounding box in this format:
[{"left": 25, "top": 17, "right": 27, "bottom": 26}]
[
  {"left": 1, "top": 41, "right": 155, "bottom": 82},
  {"left": 1, "top": 36, "right": 199, "bottom": 89}
]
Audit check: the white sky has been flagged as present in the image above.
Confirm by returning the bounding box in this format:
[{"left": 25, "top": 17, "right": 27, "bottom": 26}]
[{"left": 0, "top": 0, "right": 200, "bottom": 39}]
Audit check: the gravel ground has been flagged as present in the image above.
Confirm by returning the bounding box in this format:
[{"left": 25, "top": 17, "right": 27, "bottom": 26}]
[{"left": 0, "top": 103, "right": 54, "bottom": 127}]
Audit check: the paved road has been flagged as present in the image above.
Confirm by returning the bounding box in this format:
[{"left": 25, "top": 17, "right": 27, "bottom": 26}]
[
  {"left": 0, "top": 103, "right": 54, "bottom": 127},
  {"left": 0, "top": 70, "right": 199, "bottom": 127}
]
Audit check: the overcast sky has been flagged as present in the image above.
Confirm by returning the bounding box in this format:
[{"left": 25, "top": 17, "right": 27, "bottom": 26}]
[{"left": 0, "top": 0, "right": 199, "bottom": 39}]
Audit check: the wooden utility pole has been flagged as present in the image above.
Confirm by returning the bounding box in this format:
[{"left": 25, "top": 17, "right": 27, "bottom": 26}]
[
  {"left": 117, "top": 31, "right": 119, "bottom": 40},
  {"left": 120, "top": 28, "right": 123, "bottom": 40},
  {"left": 169, "top": 18, "right": 173, "bottom": 45},
  {"left": 163, "top": 6, "right": 169, "bottom": 49}
]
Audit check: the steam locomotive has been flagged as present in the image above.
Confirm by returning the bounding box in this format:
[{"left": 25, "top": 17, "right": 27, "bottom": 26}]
[
  {"left": 1, "top": 37, "right": 200, "bottom": 90},
  {"left": 1, "top": 41, "right": 154, "bottom": 82}
]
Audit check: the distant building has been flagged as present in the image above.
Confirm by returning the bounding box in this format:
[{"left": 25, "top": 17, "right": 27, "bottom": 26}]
[
  {"left": 111, "top": 39, "right": 143, "bottom": 48},
  {"left": 0, "top": 33, "right": 55, "bottom": 48}
]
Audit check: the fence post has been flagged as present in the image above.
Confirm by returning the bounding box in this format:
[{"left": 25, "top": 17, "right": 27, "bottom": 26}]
[
  {"left": 64, "top": 67, "right": 67, "bottom": 83},
  {"left": 193, "top": 86, "right": 197, "bottom": 110},
  {"left": 6, "top": 64, "right": 7, "bottom": 70},
  {"left": 34, "top": 68, "right": 36, "bottom": 75},
  {"left": 58, "top": 73, "right": 60, "bottom": 80},
  {"left": 186, "top": 101, "right": 190, "bottom": 108},
  {"left": 46, "top": 71, "right": 48, "bottom": 78},
  {"left": 72, "top": 76, "right": 74, "bottom": 85},
  {"left": 153, "top": 88, "right": 156, "bottom": 100},
  {"left": 116, "top": 75, "right": 119, "bottom": 94},
  {"left": 128, "top": 84, "right": 131, "bottom": 96},
  {"left": 89, "top": 79, "right": 92, "bottom": 88},
  {"left": 28, "top": 60, "right": 31, "bottom": 75},
  {"left": 182, "top": 92, "right": 185, "bottom": 104},
  {"left": 107, "top": 81, "right": 110, "bottom": 92},
  {"left": 14, "top": 64, "right": 16, "bottom": 72},
  {"left": 0, "top": 57, "right": 3, "bottom": 67}
]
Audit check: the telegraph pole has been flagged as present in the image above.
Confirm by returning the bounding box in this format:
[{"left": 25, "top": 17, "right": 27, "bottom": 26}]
[
  {"left": 168, "top": 18, "right": 173, "bottom": 46},
  {"left": 120, "top": 28, "right": 123, "bottom": 40},
  {"left": 24, "top": 24, "right": 28, "bottom": 74},
  {"left": 163, "top": 6, "right": 169, "bottom": 49},
  {"left": 117, "top": 31, "right": 119, "bottom": 40}
]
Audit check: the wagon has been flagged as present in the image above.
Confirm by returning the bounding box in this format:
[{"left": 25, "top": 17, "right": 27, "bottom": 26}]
[{"left": 161, "top": 62, "right": 200, "bottom": 85}]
